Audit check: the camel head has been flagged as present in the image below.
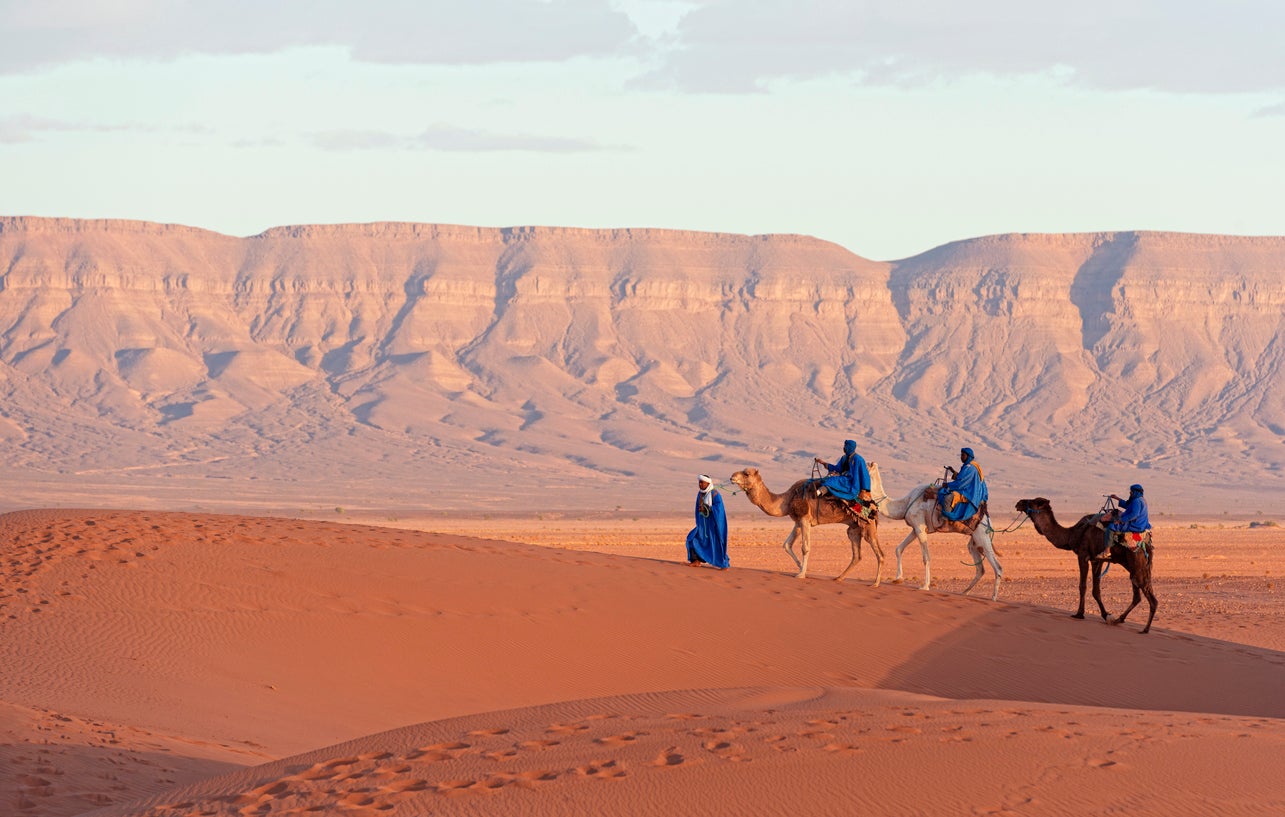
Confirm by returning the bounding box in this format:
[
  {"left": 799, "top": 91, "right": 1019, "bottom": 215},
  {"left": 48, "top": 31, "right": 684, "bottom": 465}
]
[
  {"left": 1015, "top": 497, "right": 1051, "bottom": 516},
  {"left": 729, "top": 468, "right": 759, "bottom": 492}
]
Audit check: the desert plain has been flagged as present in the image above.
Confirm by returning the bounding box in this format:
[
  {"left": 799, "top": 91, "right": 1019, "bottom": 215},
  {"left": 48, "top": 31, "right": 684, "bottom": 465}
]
[{"left": 3, "top": 503, "right": 1283, "bottom": 817}]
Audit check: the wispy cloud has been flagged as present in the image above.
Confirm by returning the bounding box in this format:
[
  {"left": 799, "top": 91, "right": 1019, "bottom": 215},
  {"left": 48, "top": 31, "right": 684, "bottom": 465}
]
[
  {"left": 1251, "top": 101, "right": 1285, "bottom": 117},
  {"left": 309, "top": 124, "right": 621, "bottom": 153},
  {"left": 414, "top": 125, "right": 616, "bottom": 153},
  {"left": 0, "top": 114, "right": 207, "bottom": 143},
  {"left": 0, "top": 0, "right": 639, "bottom": 73},
  {"left": 638, "top": 1, "right": 1285, "bottom": 95},
  {"left": 310, "top": 130, "right": 405, "bottom": 152}
]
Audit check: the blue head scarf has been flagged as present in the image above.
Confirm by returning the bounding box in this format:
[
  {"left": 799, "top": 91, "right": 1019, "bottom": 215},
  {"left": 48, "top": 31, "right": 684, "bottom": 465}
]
[
  {"left": 843, "top": 439, "right": 857, "bottom": 455},
  {"left": 961, "top": 447, "right": 974, "bottom": 463},
  {"left": 1129, "top": 484, "right": 1144, "bottom": 496}
]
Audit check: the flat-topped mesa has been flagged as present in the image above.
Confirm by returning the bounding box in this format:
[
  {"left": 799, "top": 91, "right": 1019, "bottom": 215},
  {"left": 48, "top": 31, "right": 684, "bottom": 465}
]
[
  {"left": 0, "top": 216, "right": 1281, "bottom": 500},
  {"left": 0, "top": 215, "right": 228, "bottom": 238},
  {"left": 252, "top": 220, "right": 848, "bottom": 249}
]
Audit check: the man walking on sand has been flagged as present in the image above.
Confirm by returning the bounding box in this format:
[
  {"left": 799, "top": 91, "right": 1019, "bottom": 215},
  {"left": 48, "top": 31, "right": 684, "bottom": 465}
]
[{"left": 685, "top": 475, "right": 729, "bottom": 569}]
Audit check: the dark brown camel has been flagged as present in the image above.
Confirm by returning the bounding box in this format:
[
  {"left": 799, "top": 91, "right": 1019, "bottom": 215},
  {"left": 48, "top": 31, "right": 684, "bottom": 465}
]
[{"left": 1014, "top": 497, "right": 1157, "bottom": 634}]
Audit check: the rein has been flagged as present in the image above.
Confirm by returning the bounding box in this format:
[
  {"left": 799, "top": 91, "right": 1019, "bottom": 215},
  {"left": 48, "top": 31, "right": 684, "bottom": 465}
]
[
  {"left": 993, "top": 511, "right": 1033, "bottom": 535},
  {"left": 713, "top": 481, "right": 741, "bottom": 496}
]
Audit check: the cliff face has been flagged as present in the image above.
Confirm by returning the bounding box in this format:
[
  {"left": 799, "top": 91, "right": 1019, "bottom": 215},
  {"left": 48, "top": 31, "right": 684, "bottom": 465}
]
[
  {"left": 0, "top": 218, "right": 1280, "bottom": 510},
  {"left": 888, "top": 232, "right": 1285, "bottom": 476}
]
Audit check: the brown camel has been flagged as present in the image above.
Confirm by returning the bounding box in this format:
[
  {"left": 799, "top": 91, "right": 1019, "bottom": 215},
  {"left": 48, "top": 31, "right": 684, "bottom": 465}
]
[
  {"left": 1014, "top": 497, "right": 1157, "bottom": 634},
  {"left": 729, "top": 466, "right": 882, "bottom": 584}
]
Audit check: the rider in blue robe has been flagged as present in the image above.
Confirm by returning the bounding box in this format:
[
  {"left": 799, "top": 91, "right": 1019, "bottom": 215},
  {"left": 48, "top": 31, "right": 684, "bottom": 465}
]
[
  {"left": 686, "top": 475, "right": 729, "bottom": 568},
  {"left": 939, "top": 447, "right": 987, "bottom": 522},
  {"left": 1096, "top": 483, "right": 1151, "bottom": 559},
  {"left": 1109, "top": 484, "right": 1151, "bottom": 532},
  {"left": 814, "top": 439, "right": 870, "bottom": 501}
]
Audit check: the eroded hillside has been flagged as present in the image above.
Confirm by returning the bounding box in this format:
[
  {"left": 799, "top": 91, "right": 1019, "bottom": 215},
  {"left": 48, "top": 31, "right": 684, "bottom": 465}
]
[{"left": 0, "top": 217, "right": 1280, "bottom": 511}]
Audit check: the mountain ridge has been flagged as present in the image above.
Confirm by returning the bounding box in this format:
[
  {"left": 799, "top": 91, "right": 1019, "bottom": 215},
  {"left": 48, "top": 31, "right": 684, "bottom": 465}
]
[{"left": 0, "top": 217, "right": 1281, "bottom": 513}]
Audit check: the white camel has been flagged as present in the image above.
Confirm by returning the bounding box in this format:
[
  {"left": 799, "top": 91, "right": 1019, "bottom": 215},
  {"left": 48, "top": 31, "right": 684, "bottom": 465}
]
[{"left": 869, "top": 465, "right": 1004, "bottom": 601}]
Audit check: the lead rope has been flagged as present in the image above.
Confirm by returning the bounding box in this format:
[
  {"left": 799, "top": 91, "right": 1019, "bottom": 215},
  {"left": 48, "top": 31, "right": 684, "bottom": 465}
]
[{"left": 957, "top": 508, "right": 1030, "bottom": 566}]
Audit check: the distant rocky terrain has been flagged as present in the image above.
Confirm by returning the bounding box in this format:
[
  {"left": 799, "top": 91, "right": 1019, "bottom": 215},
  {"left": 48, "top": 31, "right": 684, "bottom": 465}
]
[{"left": 0, "top": 217, "right": 1281, "bottom": 513}]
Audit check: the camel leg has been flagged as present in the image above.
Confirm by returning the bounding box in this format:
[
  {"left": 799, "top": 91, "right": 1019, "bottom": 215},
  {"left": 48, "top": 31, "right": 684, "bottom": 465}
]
[
  {"left": 984, "top": 540, "right": 1003, "bottom": 602},
  {"left": 961, "top": 529, "right": 1003, "bottom": 601},
  {"left": 782, "top": 526, "right": 803, "bottom": 573},
  {"left": 916, "top": 527, "right": 931, "bottom": 590},
  {"left": 890, "top": 530, "right": 919, "bottom": 584},
  {"left": 866, "top": 523, "right": 883, "bottom": 587},
  {"left": 795, "top": 522, "right": 812, "bottom": 579},
  {"left": 1073, "top": 557, "right": 1089, "bottom": 619},
  {"left": 835, "top": 523, "right": 863, "bottom": 582},
  {"left": 1090, "top": 558, "right": 1111, "bottom": 622},
  {"left": 1140, "top": 579, "right": 1158, "bottom": 634},
  {"left": 961, "top": 539, "right": 985, "bottom": 596},
  {"left": 1112, "top": 582, "right": 1142, "bottom": 627}
]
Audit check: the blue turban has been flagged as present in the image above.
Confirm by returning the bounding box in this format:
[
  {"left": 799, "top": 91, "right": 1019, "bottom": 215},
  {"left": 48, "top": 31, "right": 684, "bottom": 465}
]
[{"left": 961, "top": 447, "right": 974, "bottom": 462}]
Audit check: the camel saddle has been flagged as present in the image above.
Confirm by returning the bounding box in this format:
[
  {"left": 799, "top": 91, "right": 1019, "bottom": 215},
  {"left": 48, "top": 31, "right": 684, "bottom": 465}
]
[
  {"left": 842, "top": 496, "right": 878, "bottom": 523},
  {"left": 1106, "top": 527, "right": 1153, "bottom": 557},
  {"left": 923, "top": 486, "right": 986, "bottom": 534}
]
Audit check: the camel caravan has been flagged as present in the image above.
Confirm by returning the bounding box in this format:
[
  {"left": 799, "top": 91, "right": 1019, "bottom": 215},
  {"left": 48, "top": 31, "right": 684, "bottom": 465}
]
[{"left": 725, "top": 445, "right": 1158, "bottom": 634}]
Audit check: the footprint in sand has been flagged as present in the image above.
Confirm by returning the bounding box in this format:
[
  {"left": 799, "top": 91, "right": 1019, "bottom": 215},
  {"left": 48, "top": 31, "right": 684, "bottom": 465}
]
[
  {"left": 702, "top": 740, "right": 748, "bottom": 762},
  {"left": 517, "top": 739, "right": 560, "bottom": 751},
  {"left": 575, "top": 759, "right": 628, "bottom": 780},
  {"left": 407, "top": 742, "right": 471, "bottom": 762},
  {"left": 595, "top": 730, "right": 648, "bottom": 746},
  {"left": 651, "top": 748, "right": 687, "bottom": 767}
]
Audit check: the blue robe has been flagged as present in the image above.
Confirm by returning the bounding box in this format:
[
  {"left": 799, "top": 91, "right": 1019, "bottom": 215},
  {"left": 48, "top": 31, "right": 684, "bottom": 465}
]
[
  {"left": 939, "top": 460, "right": 987, "bottom": 522},
  {"left": 1110, "top": 494, "right": 1150, "bottom": 532},
  {"left": 686, "top": 490, "right": 729, "bottom": 568},
  {"left": 821, "top": 443, "right": 871, "bottom": 501}
]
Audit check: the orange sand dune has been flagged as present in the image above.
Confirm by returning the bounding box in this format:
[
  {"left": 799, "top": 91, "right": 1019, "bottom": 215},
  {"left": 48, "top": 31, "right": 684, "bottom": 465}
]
[
  {"left": 3, "top": 509, "right": 1283, "bottom": 816},
  {"left": 92, "top": 688, "right": 1285, "bottom": 817}
]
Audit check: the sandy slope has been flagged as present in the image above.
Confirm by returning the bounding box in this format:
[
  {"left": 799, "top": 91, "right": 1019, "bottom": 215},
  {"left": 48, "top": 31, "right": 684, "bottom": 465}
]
[{"left": 3, "top": 509, "right": 1283, "bottom": 816}]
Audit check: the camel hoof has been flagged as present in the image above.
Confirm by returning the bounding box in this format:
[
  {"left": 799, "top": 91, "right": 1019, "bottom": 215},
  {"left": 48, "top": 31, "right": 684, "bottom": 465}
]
[
  {"left": 889, "top": 577, "right": 904, "bottom": 584},
  {"left": 1071, "top": 612, "right": 1085, "bottom": 620},
  {"left": 793, "top": 572, "right": 806, "bottom": 580},
  {"left": 918, "top": 585, "right": 931, "bottom": 592},
  {"left": 1139, "top": 628, "right": 1151, "bottom": 635}
]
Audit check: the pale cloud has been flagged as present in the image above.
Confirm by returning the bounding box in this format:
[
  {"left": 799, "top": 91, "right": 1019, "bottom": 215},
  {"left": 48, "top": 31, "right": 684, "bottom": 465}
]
[
  {"left": 0, "top": 0, "right": 639, "bottom": 73},
  {"left": 308, "top": 125, "right": 620, "bottom": 153},
  {"left": 642, "top": 1, "right": 1285, "bottom": 94},
  {"left": 0, "top": 114, "right": 207, "bottom": 143},
  {"left": 0, "top": 115, "right": 66, "bottom": 143},
  {"left": 310, "top": 130, "right": 404, "bottom": 152},
  {"left": 1252, "top": 101, "right": 1285, "bottom": 117},
  {"left": 414, "top": 125, "right": 614, "bottom": 152}
]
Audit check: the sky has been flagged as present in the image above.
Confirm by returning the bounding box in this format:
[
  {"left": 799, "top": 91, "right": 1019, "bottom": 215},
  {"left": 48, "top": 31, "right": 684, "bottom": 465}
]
[{"left": 1, "top": 0, "right": 1282, "bottom": 261}]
